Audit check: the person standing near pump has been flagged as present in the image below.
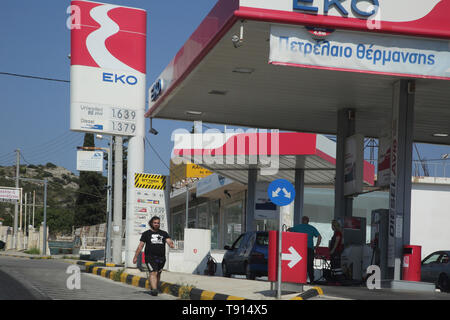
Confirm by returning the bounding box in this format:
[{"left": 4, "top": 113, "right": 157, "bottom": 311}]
[
  {"left": 329, "top": 219, "right": 345, "bottom": 281},
  {"left": 133, "top": 216, "right": 174, "bottom": 296},
  {"left": 288, "top": 216, "right": 322, "bottom": 284}
]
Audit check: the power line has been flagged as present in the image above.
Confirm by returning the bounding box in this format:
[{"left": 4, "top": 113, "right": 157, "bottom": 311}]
[
  {"left": 0, "top": 72, "right": 69, "bottom": 83},
  {"left": 144, "top": 136, "right": 189, "bottom": 187}
]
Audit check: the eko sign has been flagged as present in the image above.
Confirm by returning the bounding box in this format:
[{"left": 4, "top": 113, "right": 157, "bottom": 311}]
[{"left": 69, "top": 0, "right": 147, "bottom": 136}]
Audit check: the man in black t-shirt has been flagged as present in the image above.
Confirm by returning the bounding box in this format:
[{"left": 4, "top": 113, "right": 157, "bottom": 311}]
[{"left": 133, "top": 216, "right": 174, "bottom": 296}]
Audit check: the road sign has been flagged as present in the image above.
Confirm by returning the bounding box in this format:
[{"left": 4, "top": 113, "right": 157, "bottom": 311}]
[
  {"left": 76, "top": 150, "right": 104, "bottom": 172},
  {"left": 268, "top": 179, "right": 295, "bottom": 206},
  {"left": 268, "top": 231, "right": 307, "bottom": 284},
  {"left": 134, "top": 174, "right": 166, "bottom": 190}
]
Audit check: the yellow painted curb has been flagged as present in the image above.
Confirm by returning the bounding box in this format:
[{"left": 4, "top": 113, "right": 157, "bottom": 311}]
[
  {"left": 132, "top": 276, "right": 140, "bottom": 287},
  {"left": 312, "top": 286, "right": 323, "bottom": 295},
  {"left": 226, "top": 296, "right": 246, "bottom": 300},
  {"left": 200, "top": 291, "right": 216, "bottom": 300}
]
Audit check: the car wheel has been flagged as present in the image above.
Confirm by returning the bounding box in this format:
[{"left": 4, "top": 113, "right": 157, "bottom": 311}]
[
  {"left": 245, "top": 263, "right": 256, "bottom": 280},
  {"left": 222, "top": 261, "right": 231, "bottom": 278},
  {"left": 438, "top": 274, "right": 450, "bottom": 293}
]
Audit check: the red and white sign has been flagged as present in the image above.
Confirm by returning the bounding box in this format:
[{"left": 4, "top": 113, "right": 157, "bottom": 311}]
[
  {"left": 70, "top": 0, "right": 147, "bottom": 136},
  {"left": 268, "top": 231, "right": 307, "bottom": 284},
  {"left": 0, "top": 188, "right": 20, "bottom": 201}
]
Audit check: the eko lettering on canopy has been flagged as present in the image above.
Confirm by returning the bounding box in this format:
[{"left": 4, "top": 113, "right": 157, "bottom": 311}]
[{"left": 70, "top": 0, "right": 147, "bottom": 136}]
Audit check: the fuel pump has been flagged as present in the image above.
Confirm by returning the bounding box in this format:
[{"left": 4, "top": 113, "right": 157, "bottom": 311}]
[{"left": 370, "top": 209, "right": 389, "bottom": 280}]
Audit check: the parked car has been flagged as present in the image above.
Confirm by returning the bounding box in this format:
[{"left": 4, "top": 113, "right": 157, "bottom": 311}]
[
  {"left": 421, "top": 250, "right": 450, "bottom": 293},
  {"left": 222, "top": 231, "right": 268, "bottom": 280}
]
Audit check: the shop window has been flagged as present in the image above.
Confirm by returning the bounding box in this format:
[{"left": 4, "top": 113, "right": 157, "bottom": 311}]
[
  {"left": 171, "top": 210, "right": 185, "bottom": 241},
  {"left": 224, "top": 201, "right": 244, "bottom": 247}
]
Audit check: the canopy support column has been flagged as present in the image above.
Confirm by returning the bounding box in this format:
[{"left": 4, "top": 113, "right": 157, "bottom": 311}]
[
  {"left": 389, "top": 80, "right": 415, "bottom": 281},
  {"left": 245, "top": 168, "right": 257, "bottom": 232},
  {"left": 334, "top": 108, "right": 356, "bottom": 220},
  {"left": 293, "top": 168, "right": 305, "bottom": 226}
]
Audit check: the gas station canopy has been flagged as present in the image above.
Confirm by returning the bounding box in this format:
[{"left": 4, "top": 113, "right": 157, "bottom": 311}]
[
  {"left": 146, "top": 0, "right": 450, "bottom": 145},
  {"left": 172, "top": 132, "right": 375, "bottom": 186}
]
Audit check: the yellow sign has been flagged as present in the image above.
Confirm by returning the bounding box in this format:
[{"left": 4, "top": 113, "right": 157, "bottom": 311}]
[
  {"left": 170, "top": 161, "right": 212, "bottom": 185},
  {"left": 186, "top": 163, "right": 212, "bottom": 178},
  {"left": 134, "top": 174, "right": 166, "bottom": 190}
]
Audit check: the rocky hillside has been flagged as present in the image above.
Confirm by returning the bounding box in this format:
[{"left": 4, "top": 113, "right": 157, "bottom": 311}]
[{"left": 0, "top": 163, "right": 81, "bottom": 226}]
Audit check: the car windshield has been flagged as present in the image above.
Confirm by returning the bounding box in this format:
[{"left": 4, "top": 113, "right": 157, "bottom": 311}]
[
  {"left": 256, "top": 234, "right": 269, "bottom": 246},
  {"left": 423, "top": 253, "right": 442, "bottom": 265}
]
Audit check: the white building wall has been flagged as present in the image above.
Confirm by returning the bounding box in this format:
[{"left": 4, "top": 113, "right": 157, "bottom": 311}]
[{"left": 410, "top": 179, "right": 450, "bottom": 259}]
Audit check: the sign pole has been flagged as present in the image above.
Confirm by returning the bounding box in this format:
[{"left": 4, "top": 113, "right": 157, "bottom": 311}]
[{"left": 277, "top": 206, "right": 282, "bottom": 299}]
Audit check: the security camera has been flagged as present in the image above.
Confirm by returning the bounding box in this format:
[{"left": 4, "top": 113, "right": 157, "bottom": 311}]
[
  {"left": 224, "top": 190, "right": 232, "bottom": 199},
  {"left": 231, "top": 35, "right": 242, "bottom": 48},
  {"left": 149, "top": 127, "right": 159, "bottom": 135}
]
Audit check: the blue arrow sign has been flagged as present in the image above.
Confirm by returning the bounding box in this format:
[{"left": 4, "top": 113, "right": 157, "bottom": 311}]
[{"left": 268, "top": 179, "right": 296, "bottom": 207}]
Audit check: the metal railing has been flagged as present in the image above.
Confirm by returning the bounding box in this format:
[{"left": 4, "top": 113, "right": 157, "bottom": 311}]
[{"left": 412, "top": 160, "right": 449, "bottom": 178}]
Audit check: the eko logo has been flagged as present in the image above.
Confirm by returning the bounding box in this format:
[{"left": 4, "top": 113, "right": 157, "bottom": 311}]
[
  {"left": 103, "top": 73, "right": 138, "bottom": 86},
  {"left": 69, "top": 1, "right": 146, "bottom": 74}
]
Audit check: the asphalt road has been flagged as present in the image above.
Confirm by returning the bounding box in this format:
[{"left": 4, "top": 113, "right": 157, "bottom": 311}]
[{"left": 0, "top": 256, "right": 177, "bottom": 300}]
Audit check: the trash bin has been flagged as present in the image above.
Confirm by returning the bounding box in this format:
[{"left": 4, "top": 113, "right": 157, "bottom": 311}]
[
  {"left": 0, "top": 240, "right": 5, "bottom": 250},
  {"left": 402, "top": 245, "right": 421, "bottom": 281}
]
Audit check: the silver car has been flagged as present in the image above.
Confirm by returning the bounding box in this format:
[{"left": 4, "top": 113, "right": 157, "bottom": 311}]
[{"left": 421, "top": 250, "right": 450, "bottom": 293}]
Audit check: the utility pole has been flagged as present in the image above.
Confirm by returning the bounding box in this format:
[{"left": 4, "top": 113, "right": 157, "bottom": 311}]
[
  {"left": 43, "top": 179, "right": 47, "bottom": 255},
  {"left": 112, "top": 136, "right": 123, "bottom": 264},
  {"left": 19, "top": 178, "right": 48, "bottom": 255},
  {"left": 32, "top": 190, "right": 35, "bottom": 228},
  {"left": 24, "top": 193, "right": 27, "bottom": 243},
  {"left": 13, "top": 149, "right": 20, "bottom": 249}
]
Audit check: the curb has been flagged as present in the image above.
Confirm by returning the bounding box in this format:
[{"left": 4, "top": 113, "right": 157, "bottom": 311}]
[
  {"left": 291, "top": 287, "right": 323, "bottom": 300},
  {"left": 0, "top": 253, "right": 53, "bottom": 260},
  {"left": 76, "top": 261, "right": 123, "bottom": 268},
  {"left": 84, "top": 264, "right": 247, "bottom": 301}
]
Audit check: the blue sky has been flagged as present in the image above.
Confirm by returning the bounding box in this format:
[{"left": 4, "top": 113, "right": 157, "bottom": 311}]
[{"left": 0, "top": 0, "right": 448, "bottom": 178}]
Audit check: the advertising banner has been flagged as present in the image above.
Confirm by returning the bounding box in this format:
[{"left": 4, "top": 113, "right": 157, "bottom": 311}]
[
  {"left": 344, "top": 134, "right": 364, "bottom": 196},
  {"left": 70, "top": 0, "right": 147, "bottom": 136},
  {"left": 133, "top": 174, "right": 169, "bottom": 236},
  {"left": 270, "top": 25, "right": 450, "bottom": 80},
  {"left": 196, "top": 174, "right": 233, "bottom": 197},
  {"left": 76, "top": 150, "right": 103, "bottom": 172},
  {"left": 377, "top": 134, "right": 391, "bottom": 187}
]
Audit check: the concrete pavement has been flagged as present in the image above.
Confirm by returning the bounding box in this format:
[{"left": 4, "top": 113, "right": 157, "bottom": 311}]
[{"left": 2, "top": 250, "right": 450, "bottom": 300}]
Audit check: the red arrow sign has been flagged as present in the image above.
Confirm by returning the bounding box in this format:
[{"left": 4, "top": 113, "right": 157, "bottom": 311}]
[{"left": 268, "top": 231, "right": 307, "bottom": 284}]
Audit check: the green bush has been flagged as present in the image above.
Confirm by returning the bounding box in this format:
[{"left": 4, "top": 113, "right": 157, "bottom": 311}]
[
  {"left": 113, "top": 268, "right": 125, "bottom": 281},
  {"left": 24, "top": 247, "right": 40, "bottom": 255}
]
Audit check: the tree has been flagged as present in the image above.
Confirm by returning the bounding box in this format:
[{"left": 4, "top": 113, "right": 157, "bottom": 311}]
[{"left": 74, "top": 133, "right": 107, "bottom": 227}]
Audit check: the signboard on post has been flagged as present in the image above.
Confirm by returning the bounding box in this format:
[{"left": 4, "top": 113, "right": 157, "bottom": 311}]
[
  {"left": 69, "top": 0, "right": 147, "bottom": 136},
  {"left": 255, "top": 182, "right": 279, "bottom": 220},
  {"left": 76, "top": 150, "right": 103, "bottom": 172},
  {"left": 132, "top": 174, "right": 168, "bottom": 234},
  {"left": 0, "top": 188, "right": 20, "bottom": 203}
]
